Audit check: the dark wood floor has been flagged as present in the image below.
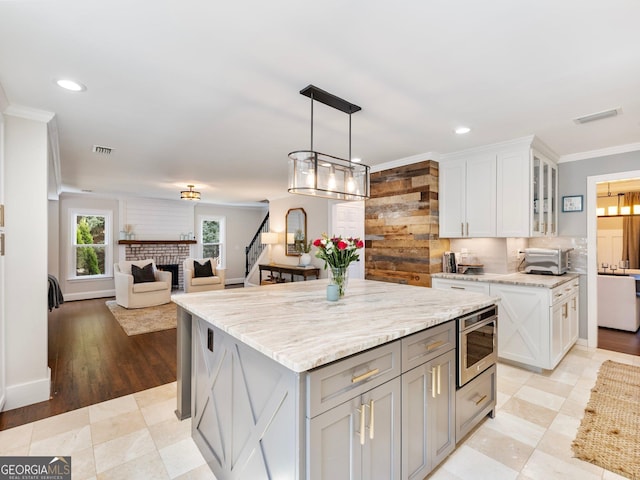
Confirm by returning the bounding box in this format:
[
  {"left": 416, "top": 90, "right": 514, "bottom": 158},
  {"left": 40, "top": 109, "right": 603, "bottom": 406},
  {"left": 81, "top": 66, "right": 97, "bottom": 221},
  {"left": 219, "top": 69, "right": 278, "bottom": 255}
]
[
  {"left": 598, "top": 326, "right": 640, "bottom": 356},
  {"left": 0, "top": 298, "right": 177, "bottom": 430}
]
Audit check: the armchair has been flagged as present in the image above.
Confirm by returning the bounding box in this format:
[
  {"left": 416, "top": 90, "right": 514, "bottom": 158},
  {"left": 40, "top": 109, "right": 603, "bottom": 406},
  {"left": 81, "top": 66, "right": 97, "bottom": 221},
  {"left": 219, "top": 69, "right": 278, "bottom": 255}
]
[
  {"left": 114, "top": 259, "right": 172, "bottom": 309},
  {"left": 183, "top": 257, "right": 226, "bottom": 293}
]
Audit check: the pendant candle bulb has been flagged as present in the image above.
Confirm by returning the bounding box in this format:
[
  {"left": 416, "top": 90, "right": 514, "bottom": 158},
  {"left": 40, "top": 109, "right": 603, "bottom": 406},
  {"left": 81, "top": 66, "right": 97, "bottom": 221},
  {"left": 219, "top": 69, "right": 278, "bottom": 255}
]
[{"left": 288, "top": 85, "right": 370, "bottom": 200}]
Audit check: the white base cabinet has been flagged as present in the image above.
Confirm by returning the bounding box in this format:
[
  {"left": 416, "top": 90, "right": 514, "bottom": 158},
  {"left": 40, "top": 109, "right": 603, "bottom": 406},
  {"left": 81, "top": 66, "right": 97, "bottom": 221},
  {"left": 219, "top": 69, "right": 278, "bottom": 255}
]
[{"left": 433, "top": 277, "right": 580, "bottom": 371}]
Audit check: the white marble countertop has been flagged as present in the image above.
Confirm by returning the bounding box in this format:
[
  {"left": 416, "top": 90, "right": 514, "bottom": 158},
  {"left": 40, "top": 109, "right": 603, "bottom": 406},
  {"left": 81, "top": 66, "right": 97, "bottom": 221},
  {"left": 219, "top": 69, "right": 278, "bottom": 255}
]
[
  {"left": 431, "top": 272, "right": 580, "bottom": 288},
  {"left": 172, "top": 279, "right": 497, "bottom": 373}
]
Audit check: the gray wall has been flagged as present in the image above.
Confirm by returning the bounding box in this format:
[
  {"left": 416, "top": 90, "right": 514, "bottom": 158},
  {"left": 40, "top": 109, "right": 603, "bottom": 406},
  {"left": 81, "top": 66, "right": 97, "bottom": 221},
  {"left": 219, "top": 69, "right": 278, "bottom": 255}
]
[{"left": 559, "top": 150, "right": 640, "bottom": 236}]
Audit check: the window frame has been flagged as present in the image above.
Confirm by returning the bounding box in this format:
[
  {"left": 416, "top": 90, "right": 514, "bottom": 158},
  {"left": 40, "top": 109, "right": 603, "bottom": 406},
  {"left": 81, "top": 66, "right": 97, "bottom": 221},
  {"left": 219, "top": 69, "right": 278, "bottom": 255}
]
[
  {"left": 199, "top": 215, "right": 226, "bottom": 268},
  {"left": 68, "top": 208, "right": 113, "bottom": 280}
]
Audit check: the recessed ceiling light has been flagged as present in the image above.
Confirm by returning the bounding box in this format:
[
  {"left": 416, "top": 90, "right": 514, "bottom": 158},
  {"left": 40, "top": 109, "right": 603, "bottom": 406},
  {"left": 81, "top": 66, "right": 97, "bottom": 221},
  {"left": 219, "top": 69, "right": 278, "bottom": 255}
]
[
  {"left": 55, "top": 79, "right": 86, "bottom": 92},
  {"left": 351, "top": 157, "right": 362, "bottom": 163},
  {"left": 455, "top": 126, "right": 471, "bottom": 135}
]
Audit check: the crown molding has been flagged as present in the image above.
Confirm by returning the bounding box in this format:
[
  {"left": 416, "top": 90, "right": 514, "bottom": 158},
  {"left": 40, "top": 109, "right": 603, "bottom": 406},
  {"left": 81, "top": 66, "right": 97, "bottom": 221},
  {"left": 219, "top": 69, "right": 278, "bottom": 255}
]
[
  {"left": 558, "top": 142, "right": 640, "bottom": 163},
  {"left": 4, "top": 105, "right": 55, "bottom": 123},
  {"left": 370, "top": 151, "right": 440, "bottom": 173}
]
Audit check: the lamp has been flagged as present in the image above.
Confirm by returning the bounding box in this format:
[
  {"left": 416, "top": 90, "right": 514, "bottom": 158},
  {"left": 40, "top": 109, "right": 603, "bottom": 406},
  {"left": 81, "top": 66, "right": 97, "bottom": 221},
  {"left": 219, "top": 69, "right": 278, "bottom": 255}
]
[
  {"left": 181, "top": 185, "right": 201, "bottom": 201},
  {"left": 288, "top": 85, "right": 370, "bottom": 201},
  {"left": 261, "top": 232, "right": 279, "bottom": 265}
]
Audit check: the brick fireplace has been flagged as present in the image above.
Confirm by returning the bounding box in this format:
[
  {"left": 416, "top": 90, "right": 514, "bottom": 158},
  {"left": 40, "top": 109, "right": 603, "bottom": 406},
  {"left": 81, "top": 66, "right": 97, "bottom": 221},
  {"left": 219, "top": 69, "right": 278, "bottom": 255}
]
[{"left": 120, "top": 240, "right": 195, "bottom": 290}]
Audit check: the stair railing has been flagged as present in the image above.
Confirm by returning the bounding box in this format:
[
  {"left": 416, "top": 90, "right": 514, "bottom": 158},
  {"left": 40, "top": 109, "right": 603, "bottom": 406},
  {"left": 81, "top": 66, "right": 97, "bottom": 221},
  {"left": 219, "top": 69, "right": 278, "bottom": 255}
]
[{"left": 245, "top": 213, "right": 270, "bottom": 277}]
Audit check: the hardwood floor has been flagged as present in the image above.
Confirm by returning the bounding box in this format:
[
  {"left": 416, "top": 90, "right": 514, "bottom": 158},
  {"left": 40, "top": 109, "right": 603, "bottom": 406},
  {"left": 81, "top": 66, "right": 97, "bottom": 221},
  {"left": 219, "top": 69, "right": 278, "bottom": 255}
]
[
  {"left": 0, "top": 298, "right": 176, "bottom": 430},
  {"left": 598, "top": 326, "right": 640, "bottom": 356}
]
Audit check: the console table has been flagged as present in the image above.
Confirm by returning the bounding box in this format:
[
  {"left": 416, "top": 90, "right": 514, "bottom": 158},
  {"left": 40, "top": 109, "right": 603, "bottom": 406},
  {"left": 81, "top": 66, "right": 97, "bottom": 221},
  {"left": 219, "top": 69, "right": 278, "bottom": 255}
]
[{"left": 259, "top": 263, "right": 320, "bottom": 284}]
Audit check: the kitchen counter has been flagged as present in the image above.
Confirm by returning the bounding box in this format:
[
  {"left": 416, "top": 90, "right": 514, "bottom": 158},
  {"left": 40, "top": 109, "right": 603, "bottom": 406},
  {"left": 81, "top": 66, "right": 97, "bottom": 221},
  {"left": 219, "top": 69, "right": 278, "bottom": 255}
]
[
  {"left": 431, "top": 271, "right": 580, "bottom": 289},
  {"left": 172, "top": 278, "right": 496, "bottom": 372},
  {"left": 175, "top": 278, "right": 499, "bottom": 479}
]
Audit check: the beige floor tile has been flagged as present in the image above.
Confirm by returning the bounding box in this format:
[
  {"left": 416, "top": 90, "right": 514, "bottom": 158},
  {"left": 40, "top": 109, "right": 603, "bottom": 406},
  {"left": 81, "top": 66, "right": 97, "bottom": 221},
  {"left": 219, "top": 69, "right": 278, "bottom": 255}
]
[
  {"left": 134, "top": 382, "right": 177, "bottom": 409},
  {"left": 603, "top": 467, "right": 631, "bottom": 479},
  {"left": 497, "top": 376, "right": 525, "bottom": 396},
  {"left": 89, "top": 395, "right": 139, "bottom": 424},
  {"left": 149, "top": 416, "right": 192, "bottom": 451},
  {"left": 173, "top": 463, "right": 218, "bottom": 480},
  {"left": 559, "top": 397, "right": 588, "bottom": 419},
  {"left": 141, "top": 397, "right": 178, "bottom": 427},
  {"left": 96, "top": 450, "right": 170, "bottom": 480},
  {"left": 159, "top": 437, "right": 207, "bottom": 478},
  {"left": 499, "top": 396, "right": 558, "bottom": 429},
  {"left": 520, "top": 449, "right": 602, "bottom": 480},
  {"left": 70, "top": 446, "right": 97, "bottom": 480},
  {"left": 427, "top": 465, "right": 465, "bottom": 480},
  {"left": 0, "top": 422, "right": 33, "bottom": 454},
  {"left": 29, "top": 424, "right": 92, "bottom": 456},
  {"left": 548, "top": 412, "right": 581, "bottom": 437},
  {"left": 91, "top": 409, "right": 148, "bottom": 446},
  {"left": 523, "top": 375, "right": 574, "bottom": 398},
  {"left": 93, "top": 428, "right": 156, "bottom": 474},
  {"left": 514, "top": 385, "right": 566, "bottom": 411},
  {"left": 465, "top": 423, "right": 535, "bottom": 472},
  {"left": 481, "top": 411, "right": 546, "bottom": 448},
  {"left": 497, "top": 363, "right": 534, "bottom": 386},
  {"left": 537, "top": 428, "right": 604, "bottom": 476},
  {"left": 439, "top": 444, "right": 519, "bottom": 479},
  {"left": 31, "top": 407, "right": 90, "bottom": 442}
]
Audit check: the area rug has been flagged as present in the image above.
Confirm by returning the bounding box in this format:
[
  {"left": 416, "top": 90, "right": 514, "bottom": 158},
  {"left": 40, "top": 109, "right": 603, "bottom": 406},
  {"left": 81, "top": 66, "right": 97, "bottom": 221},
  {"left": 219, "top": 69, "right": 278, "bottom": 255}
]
[
  {"left": 106, "top": 300, "right": 177, "bottom": 336},
  {"left": 572, "top": 360, "right": 640, "bottom": 479}
]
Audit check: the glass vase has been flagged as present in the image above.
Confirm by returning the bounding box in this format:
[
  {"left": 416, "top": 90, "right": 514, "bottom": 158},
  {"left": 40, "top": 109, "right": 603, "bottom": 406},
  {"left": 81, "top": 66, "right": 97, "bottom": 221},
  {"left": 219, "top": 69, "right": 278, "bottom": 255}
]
[{"left": 329, "top": 265, "right": 349, "bottom": 298}]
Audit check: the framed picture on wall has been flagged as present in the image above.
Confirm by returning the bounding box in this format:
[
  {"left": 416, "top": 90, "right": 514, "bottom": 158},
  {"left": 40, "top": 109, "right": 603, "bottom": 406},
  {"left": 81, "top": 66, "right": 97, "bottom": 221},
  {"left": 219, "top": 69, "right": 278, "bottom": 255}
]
[{"left": 562, "top": 195, "right": 583, "bottom": 212}]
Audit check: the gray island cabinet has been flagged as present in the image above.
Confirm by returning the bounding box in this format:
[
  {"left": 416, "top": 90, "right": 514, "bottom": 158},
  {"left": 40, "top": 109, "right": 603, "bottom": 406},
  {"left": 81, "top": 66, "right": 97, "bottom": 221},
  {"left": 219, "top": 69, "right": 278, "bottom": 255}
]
[{"left": 173, "top": 279, "right": 497, "bottom": 480}]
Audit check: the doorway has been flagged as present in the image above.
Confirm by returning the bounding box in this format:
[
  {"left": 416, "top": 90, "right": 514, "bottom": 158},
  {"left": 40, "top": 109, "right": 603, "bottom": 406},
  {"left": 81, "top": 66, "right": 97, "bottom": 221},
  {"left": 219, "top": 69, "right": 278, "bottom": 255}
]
[{"left": 587, "top": 170, "right": 640, "bottom": 353}]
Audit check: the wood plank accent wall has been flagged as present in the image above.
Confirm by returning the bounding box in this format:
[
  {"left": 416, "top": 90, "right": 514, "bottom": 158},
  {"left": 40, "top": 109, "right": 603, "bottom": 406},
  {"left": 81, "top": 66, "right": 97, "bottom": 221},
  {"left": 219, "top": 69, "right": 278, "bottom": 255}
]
[{"left": 364, "top": 160, "right": 450, "bottom": 287}]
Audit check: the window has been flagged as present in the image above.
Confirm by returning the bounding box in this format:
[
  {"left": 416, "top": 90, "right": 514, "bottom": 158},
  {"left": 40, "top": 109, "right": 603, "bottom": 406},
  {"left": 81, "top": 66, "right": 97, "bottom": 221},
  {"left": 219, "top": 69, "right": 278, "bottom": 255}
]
[
  {"left": 200, "top": 216, "right": 225, "bottom": 266},
  {"left": 71, "top": 210, "right": 112, "bottom": 278}
]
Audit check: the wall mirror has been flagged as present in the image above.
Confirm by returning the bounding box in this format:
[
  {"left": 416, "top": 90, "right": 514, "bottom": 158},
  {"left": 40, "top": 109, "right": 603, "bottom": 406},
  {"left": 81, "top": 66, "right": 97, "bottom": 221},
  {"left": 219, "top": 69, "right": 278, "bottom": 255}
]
[{"left": 285, "top": 208, "right": 307, "bottom": 256}]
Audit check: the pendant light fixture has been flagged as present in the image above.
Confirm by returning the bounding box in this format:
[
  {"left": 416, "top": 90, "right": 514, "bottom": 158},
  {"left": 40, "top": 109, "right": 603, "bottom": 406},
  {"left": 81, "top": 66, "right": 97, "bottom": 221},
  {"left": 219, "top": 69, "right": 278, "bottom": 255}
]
[
  {"left": 288, "top": 85, "right": 370, "bottom": 200},
  {"left": 180, "top": 185, "right": 201, "bottom": 201}
]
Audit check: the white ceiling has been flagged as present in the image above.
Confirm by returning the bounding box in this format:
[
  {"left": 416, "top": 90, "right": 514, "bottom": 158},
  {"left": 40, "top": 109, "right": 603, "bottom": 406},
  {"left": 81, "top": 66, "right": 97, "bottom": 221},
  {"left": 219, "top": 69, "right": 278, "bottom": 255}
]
[{"left": 1, "top": 0, "right": 639, "bottom": 204}]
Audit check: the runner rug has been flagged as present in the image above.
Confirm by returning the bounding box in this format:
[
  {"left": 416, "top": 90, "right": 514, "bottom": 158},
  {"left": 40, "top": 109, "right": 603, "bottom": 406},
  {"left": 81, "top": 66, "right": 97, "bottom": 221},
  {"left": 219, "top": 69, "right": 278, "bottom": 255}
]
[
  {"left": 572, "top": 360, "right": 640, "bottom": 479},
  {"left": 106, "top": 300, "right": 177, "bottom": 336}
]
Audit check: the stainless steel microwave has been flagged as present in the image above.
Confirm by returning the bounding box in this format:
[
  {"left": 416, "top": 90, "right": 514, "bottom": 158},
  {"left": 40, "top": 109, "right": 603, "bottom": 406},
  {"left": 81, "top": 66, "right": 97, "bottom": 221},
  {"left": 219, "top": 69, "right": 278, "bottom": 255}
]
[{"left": 523, "top": 248, "right": 572, "bottom": 275}]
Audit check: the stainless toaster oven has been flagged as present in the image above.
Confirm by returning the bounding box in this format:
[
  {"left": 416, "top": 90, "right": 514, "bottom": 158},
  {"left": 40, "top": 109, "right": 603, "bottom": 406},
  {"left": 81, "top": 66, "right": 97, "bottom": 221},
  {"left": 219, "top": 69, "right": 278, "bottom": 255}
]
[{"left": 523, "top": 248, "right": 572, "bottom": 275}]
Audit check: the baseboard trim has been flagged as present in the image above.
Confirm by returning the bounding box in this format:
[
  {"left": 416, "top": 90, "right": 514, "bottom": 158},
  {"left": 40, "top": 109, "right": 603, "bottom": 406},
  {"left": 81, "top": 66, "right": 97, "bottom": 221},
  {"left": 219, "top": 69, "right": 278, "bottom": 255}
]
[
  {"left": 63, "top": 289, "right": 115, "bottom": 302},
  {"left": 3, "top": 367, "right": 51, "bottom": 411}
]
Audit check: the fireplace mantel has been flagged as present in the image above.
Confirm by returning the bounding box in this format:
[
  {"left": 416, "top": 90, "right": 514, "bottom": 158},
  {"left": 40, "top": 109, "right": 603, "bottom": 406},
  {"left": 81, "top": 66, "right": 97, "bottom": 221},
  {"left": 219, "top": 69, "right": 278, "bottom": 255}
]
[{"left": 118, "top": 240, "right": 197, "bottom": 245}]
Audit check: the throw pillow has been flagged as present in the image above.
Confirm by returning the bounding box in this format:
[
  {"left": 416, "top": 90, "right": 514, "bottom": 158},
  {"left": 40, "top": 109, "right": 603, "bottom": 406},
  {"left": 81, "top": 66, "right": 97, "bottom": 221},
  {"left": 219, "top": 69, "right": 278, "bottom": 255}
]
[
  {"left": 194, "top": 259, "right": 214, "bottom": 278},
  {"left": 131, "top": 263, "right": 156, "bottom": 283}
]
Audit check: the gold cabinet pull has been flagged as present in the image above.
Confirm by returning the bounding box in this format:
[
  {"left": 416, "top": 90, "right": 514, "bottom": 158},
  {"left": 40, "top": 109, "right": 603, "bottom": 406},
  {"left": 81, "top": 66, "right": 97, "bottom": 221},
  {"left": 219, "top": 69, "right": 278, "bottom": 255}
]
[
  {"left": 352, "top": 368, "right": 379, "bottom": 384},
  {"left": 426, "top": 340, "right": 445, "bottom": 351},
  {"left": 474, "top": 394, "right": 487, "bottom": 406},
  {"left": 369, "top": 399, "right": 375, "bottom": 440},
  {"left": 437, "top": 364, "right": 441, "bottom": 395},
  {"left": 359, "top": 405, "right": 366, "bottom": 445},
  {"left": 431, "top": 367, "right": 437, "bottom": 398},
  {"left": 562, "top": 303, "right": 568, "bottom": 319}
]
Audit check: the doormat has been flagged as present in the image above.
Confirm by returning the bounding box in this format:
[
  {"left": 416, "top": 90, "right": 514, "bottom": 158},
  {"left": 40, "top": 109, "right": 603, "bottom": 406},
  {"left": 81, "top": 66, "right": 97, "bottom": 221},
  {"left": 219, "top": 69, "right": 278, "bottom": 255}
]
[
  {"left": 572, "top": 360, "right": 640, "bottom": 479},
  {"left": 106, "top": 300, "right": 177, "bottom": 336}
]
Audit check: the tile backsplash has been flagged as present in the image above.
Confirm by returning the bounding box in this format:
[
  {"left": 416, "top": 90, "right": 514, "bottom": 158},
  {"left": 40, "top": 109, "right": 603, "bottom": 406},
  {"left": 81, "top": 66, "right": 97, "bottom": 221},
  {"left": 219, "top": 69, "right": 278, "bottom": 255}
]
[{"left": 449, "top": 236, "right": 587, "bottom": 274}]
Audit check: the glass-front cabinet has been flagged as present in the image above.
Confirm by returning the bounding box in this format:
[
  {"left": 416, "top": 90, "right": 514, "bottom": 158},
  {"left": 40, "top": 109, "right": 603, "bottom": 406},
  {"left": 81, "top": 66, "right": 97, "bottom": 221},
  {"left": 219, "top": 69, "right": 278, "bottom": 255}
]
[{"left": 531, "top": 151, "right": 557, "bottom": 236}]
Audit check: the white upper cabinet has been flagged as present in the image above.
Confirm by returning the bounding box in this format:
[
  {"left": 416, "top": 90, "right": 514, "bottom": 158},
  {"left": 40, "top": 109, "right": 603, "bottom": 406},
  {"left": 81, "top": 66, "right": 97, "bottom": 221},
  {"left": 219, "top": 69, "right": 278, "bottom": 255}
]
[
  {"left": 439, "top": 152, "right": 496, "bottom": 238},
  {"left": 440, "top": 136, "right": 558, "bottom": 239}
]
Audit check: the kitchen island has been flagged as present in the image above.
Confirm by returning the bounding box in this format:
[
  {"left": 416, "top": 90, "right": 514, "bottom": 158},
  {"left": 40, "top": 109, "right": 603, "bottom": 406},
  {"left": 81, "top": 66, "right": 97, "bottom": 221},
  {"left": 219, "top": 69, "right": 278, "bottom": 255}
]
[{"left": 173, "top": 279, "right": 498, "bottom": 480}]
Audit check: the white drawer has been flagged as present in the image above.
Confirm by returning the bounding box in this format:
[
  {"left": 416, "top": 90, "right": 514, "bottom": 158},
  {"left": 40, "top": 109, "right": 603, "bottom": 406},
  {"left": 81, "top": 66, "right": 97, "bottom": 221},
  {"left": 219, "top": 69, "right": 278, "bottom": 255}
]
[
  {"left": 550, "top": 279, "right": 579, "bottom": 305},
  {"left": 307, "top": 340, "right": 401, "bottom": 418},
  {"left": 432, "top": 278, "right": 491, "bottom": 295},
  {"left": 401, "top": 321, "right": 456, "bottom": 373}
]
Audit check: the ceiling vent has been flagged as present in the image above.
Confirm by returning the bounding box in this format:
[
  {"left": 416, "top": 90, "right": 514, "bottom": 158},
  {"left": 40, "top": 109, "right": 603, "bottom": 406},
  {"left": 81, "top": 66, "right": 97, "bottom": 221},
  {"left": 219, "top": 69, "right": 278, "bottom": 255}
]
[
  {"left": 92, "top": 145, "right": 113, "bottom": 154},
  {"left": 573, "top": 107, "right": 621, "bottom": 124}
]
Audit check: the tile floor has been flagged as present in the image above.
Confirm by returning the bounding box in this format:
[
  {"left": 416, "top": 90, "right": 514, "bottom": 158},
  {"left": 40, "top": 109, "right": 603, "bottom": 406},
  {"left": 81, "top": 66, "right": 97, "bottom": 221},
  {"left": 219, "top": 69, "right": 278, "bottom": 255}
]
[{"left": 0, "top": 345, "right": 636, "bottom": 479}]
